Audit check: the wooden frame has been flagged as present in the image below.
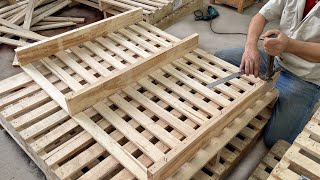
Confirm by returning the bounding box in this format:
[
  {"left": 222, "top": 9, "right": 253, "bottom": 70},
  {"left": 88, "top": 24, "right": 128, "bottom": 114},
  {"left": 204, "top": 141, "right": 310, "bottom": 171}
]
[
  {"left": 15, "top": 8, "right": 144, "bottom": 64},
  {"left": 213, "top": 0, "right": 255, "bottom": 13},
  {"left": 249, "top": 140, "right": 290, "bottom": 180},
  {"left": 269, "top": 109, "right": 320, "bottom": 180},
  {"left": 66, "top": 34, "right": 198, "bottom": 115},
  {"left": 5, "top": 12, "right": 280, "bottom": 179},
  {"left": 172, "top": 89, "right": 279, "bottom": 179}
]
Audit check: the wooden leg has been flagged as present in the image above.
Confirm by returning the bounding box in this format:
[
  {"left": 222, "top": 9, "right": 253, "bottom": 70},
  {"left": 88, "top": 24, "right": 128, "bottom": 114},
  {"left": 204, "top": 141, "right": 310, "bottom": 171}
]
[{"left": 237, "top": 0, "right": 245, "bottom": 13}]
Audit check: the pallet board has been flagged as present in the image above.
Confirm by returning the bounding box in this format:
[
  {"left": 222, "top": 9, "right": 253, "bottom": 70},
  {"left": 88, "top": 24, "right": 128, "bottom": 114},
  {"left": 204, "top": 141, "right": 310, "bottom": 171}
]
[
  {"left": 171, "top": 90, "right": 278, "bottom": 180},
  {"left": 268, "top": 108, "right": 320, "bottom": 180},
  {"left": 154, "top": 0, "right": 201, "bottom": 30},
  {"left": 213, "top": 0, "right": 255, "bottom": 13},
  {"left": 74, "top": 0, "right": 201, "bottom": 27},
  {"left": 3, "top": 10, "right": 278, "bottom": 180},
  {"left": 249, "top": 140, "right": 290, "bottom": 180}
]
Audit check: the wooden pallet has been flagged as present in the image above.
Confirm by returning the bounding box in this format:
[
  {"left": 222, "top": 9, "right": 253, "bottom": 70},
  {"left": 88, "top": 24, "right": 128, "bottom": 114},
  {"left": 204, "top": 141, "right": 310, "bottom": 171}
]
[
  {"left": 172, "top": 95, "right": 277, "bottom": 180},
  {"left": 213, "top": 0, "right": 255, "bottom": 13},
  {"left": 74, "top": 0, "right": 199, "bottom": 25},
  {"left": 3, "top": 9, "right": 277, "bottom": 180},
  {"left": 268, "top": 108, "right": 320, "bottom": 180},
  {"left": 154, "top": 0, "right": 201, "bottom": 30},
  {"left": 249, "top": 140, "right": 290, "bottom": 180}
]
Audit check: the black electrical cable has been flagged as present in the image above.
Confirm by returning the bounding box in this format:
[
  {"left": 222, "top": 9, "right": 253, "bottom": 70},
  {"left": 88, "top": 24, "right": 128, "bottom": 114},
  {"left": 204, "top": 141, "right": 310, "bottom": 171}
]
[
  {"left": 193, "top": 10, "right": 264, "bottom": 41},
  {"left": 210, "top": 18, "right": 265, "bottom": 41}
]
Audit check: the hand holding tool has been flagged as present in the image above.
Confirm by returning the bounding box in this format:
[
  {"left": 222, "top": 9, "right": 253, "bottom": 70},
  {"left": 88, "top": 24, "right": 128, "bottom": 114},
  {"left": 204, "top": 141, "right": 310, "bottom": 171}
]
[
  {"left": 260, "top": 34, "right": 281, "bottom": 82},
  {"left": 206, "top": 34, "right": 281, "bottom": 89}
]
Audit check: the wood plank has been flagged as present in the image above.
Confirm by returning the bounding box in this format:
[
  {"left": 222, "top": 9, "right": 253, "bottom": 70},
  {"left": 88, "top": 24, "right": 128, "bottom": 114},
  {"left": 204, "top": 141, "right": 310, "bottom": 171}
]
[
  {"left": 118, "top": 28, "right": 160, "bottom": 53},
  {"left": 21, "top": 63, "right": 68, "bottom": 112},
  {"left": 93, "top": 101, "right": 164, "bottom": 161},
  {"left": 55, "top": 51, "right": 98, "bottom": 84},
  {"left": 0, "top": 26, "right": 45, "bottom": 41},
  {"left": 30, "top": 22, "right": 76, "bottom": 31},
  {"left": 109, "top": 93, "right": 180, "bottom": 148},
  {"left": 31, "top": 0, "right": 72, "bottom": 26},
  {"left": 0, "top": 36, "right": 29, "bottom": 46},
  {"left": 69, "top": 46, "right": 112, "bottom": 77},
  {"left": 122, "top": 86, "right": 194, "bottom": 136},
  {"left": 82, "top": 41, "right": 127, "bottom": 70},
  {"left": 107, "top": 33, "right": 150, "bottom": 58},
  {"left": 138, "top": 78, "right": 207, "bottom": 125},
  {"left": 40, "top": 57, "right": 84, "bottom": 91},
  {"left": 161, "top": 64, "right": 231, "bottom": 107},
  {"left": 15, "top": 8, "right": 144, "bottom": 64},
  {"left": 42, "top": 16, "right": 85, "bottom": 23},
  {"left": 72, "top": 112, "right": 147, "bottom": 180},
  {"left": 95, "top": 37, "right": 138, "bottom": 64},
  {"left": 147, "top": 75, "right": 277, "bottom": 179},
  {"left": 137, "top": 21, "right": 180, "bottom": 42},
  {"left": 149, "top": 70, "right": 220, "bottom": 116},
  {"left": 66, "top": 34, "right": 198, "bottom": 115},
  {"left": 23, "top": 0, "right": 36, "bottom": 29}
]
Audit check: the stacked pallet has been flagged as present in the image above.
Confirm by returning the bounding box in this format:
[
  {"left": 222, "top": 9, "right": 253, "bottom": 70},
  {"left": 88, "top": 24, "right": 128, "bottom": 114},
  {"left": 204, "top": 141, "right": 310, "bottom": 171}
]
[
  {"left": 1, "top": 9, "right": 279, "bottom": 179},
  {"left": 0, "top": 0, "right": 85, "bottom": 65},
  {"left": 249, "top": 140, "right": 291, "bottom": 180},
  {"left": 171, "top": 100, "right": 278, "bottom": 180},
  {"left": 268, "top": 108, "right": 320, "bottom": 180},
  {"left": 73, "top": 0, "right": 202, "bottom": 29},
  {"left": 213, "top": 0, "right": 255, "bottom": 13}
]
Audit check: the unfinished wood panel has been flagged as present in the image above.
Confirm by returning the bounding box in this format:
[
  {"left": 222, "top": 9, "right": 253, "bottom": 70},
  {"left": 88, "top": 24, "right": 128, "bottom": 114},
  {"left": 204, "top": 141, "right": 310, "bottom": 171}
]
[
  {"left": 249, "top": 140, "right": 290, "bottom": 180},
  {"left": 66, "top": 34, "right": 198, "bottom": 115},
  {"left": 1, "top": 18, "right": 278, "bottom": 180},
  {"left": 16, "top": 8, "right": 144, "bottom": 64},
  {"left": 172, "top": 90, "right": 277, "bottom": 179},
  {"left": 269, "top": 107, "right": 320, "bottom": 180}
]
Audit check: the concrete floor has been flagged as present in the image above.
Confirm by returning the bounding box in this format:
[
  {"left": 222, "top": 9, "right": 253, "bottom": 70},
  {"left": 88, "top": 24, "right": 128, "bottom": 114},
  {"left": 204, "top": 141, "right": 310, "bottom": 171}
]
[{"left": 0, "top": 1, "right": 278, "bottom": 180}]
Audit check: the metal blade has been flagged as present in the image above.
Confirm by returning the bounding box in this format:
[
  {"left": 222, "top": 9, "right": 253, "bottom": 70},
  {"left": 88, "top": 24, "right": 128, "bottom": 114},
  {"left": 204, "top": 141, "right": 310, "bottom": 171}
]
[{"left": 206, "top": 71, "right": 244, "bottom": 89}]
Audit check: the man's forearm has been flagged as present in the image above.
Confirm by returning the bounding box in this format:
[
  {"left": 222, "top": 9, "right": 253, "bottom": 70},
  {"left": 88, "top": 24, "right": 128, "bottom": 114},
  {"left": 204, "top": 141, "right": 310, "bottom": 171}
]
[
  {"left": 245, "top": 13, "right": 267, "bottom": 49},
  {"left": 286, "top": 39, "right": 320, "bottom": 63}
]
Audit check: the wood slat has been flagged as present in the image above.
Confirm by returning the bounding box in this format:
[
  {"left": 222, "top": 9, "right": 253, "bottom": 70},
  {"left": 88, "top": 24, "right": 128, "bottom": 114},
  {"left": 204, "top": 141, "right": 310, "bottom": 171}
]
[{"left": 72, "top": 112, "right": 147, "bottom": 180}]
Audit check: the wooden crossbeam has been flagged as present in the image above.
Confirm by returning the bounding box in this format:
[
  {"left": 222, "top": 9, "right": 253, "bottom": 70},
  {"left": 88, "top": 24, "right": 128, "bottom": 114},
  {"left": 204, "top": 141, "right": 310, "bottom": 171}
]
[
  {"left": 15, "top": 8, "right": 144, "bottom": 64},
  {"left": 65, "top": 33, "right": 199, "bottom": 115}
]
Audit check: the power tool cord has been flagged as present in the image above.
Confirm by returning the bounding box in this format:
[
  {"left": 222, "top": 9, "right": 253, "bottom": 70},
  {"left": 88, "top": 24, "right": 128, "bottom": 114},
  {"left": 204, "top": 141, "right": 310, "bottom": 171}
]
[{"left": 193, "top": 10, "right": 264, "bottom": 41}]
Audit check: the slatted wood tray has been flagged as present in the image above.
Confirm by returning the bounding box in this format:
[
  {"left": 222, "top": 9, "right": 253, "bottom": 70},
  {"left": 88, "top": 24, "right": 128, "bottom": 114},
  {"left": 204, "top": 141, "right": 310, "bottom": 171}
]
[
  {"left": 171, "top": 90, "right": 278, "bottom": 180},
  {"left": 74, "top": 0, "right": 197, "bottom": 25},
  {"left": 249, "top": 140, "right": 290, "bottom": 180},
  {"left": 2, "top": 9, "right": 277, "bottom": 180},
  {"left": 268, "top": 108, "right": 320, "bottom": 180}
]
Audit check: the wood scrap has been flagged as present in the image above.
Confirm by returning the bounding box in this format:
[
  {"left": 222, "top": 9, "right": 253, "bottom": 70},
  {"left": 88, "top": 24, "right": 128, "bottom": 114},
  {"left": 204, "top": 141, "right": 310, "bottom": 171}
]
[
  {"left": 0, "top": 0, "right": 86, "bottom": 66},
  {"left": 30, "top": 22, "right": 76, "bottom": 31}
]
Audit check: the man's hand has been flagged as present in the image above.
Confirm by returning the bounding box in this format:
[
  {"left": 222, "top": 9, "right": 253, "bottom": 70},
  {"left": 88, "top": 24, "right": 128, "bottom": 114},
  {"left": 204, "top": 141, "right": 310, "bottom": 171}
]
[
  {"left": 263, "top": 29, "right": 291, "bottom": 56},
  {"left": 240, "top": 47, "right": 262, "bottom": 78}
]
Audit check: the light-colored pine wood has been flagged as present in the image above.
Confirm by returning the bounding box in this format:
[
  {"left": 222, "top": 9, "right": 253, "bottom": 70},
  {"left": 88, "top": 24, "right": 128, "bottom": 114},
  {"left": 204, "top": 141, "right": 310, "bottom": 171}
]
[
  {"left": 16, "top": 8, "right": 144, "bottom": 64},
  {"left": 72, "top": 112, "right": 148, "bottom": 180},
  {"left": 66, "top": 34, "right": 198, "bottom": 115}
]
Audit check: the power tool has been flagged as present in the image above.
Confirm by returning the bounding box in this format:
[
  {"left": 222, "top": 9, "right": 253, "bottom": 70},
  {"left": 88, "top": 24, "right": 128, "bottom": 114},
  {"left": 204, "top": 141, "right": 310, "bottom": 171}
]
[{"left": 194, "top": 6, "right": 219, "bottom": 21}]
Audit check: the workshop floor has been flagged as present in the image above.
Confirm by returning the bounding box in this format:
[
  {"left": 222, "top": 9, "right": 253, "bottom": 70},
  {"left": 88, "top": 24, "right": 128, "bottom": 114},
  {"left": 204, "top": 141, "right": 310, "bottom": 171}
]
[{"left": 0, "top": 1, "right": 278, "bottom": 180}]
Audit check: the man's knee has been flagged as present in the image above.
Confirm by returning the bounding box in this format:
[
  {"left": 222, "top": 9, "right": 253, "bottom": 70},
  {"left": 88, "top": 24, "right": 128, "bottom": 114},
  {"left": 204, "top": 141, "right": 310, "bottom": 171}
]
[{"left": 213, "top": 48, "right": 244, "bottom": 67}]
